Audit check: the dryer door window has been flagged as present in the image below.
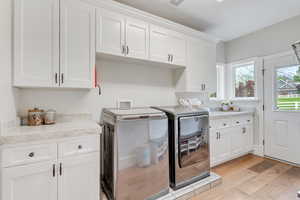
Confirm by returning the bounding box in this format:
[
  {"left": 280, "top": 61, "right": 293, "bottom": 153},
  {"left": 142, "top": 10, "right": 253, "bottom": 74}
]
[{"left": 178, "top": 115, "right": 209, "bottom": 168}]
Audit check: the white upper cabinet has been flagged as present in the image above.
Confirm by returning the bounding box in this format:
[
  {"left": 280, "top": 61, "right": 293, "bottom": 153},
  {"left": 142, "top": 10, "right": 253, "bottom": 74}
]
[
  {"left": 125, "top": 18, "right": 149, "bottom": 60},
  {"left": 60, "top": 0, "right": 95, "bottom": 88},
  {"left": 150, "top": 25, "right": 186, "bottom": 66},
  {"left": 149, "top": 25, "right": 169, "bottom": 64},
  {"left": 13, "top": 0, "right": 60, "bottom": 87},
  {"left": 168, "top": 31, "right": 186, "bottom": 66},
  {"left": 2, "top": 161, "right": 57, "bottom": 200},
  {"left": 96, "top": 9, "right": 125, "bottom": 56}
]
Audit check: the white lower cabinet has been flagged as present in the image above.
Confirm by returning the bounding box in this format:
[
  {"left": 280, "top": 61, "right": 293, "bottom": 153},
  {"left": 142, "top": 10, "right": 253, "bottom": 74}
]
[
  {"left": 210, "top": 129, "right": 231, "bottom": 165},
  {"left": 58, "top": 153, "right": 99, "bottom": 200},
  {"left": 1, "top": 135, "right": 100, "bottom": 200},
  {"left": 2, "top": 161, "right": 57, "bottom": 200},
  {"left": 210, "top": 115, "right": 254, "bottom": 167}
]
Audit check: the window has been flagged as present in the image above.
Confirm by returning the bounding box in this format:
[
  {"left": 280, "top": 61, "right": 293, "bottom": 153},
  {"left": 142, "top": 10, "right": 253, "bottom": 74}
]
[
  {"left": 231, "top": 62, "right": 256, "bottom": 98},
  {"left": 276, "top": 65, "right": 300, "bottom": 111}
]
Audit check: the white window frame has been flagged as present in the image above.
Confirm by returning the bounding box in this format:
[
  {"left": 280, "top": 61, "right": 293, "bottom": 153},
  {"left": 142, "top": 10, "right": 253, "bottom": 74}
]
[
  {"left": 228, "top": 59, "right": 258, "bottom": 100},
  {"left": 210, "top": 63, "right": 225, "bottom": 100}
]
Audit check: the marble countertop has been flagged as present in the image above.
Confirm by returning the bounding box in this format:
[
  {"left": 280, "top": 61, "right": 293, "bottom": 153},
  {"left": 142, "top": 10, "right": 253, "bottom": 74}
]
[
  {"left": 209, "top": 110, "right": 254, "bottom": 119},
  {"left": 0, "top": 115, "right": 101, "bottom": 146}
]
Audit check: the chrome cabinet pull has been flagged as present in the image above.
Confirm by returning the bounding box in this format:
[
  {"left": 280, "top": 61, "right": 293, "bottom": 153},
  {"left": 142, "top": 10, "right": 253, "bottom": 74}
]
[
  {"left": 126, "top": 46, "right": 129, "bottom": 55},
  {"left": 59, "top": 163, "right": 62, "bottom": 176},
  {"left": 171, "top": 55, "right": 174, "bottom": 62},
  {"left": 167, "top": 54, "right": 170, "bottom": 62},
  {"left": 53, "top": 164, "right": 56, "bottom": 177},
  {"left": 121, "top": 45, "right": 125, "bottom": 54},
  {"left": 55, "top": 73, "right": 58, "bottom": 84},
  {"left": 242, "top": 127, "right": 246, "bottom": 134},
  {"left": 28, "top": 152, "right": 35, "bottom": 158},
  {"left": 61, "top": 73, "right": 64, "bottom": 84}
]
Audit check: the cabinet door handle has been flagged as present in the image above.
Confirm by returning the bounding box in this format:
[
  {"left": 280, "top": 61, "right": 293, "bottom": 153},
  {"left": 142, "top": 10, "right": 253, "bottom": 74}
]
[
  {"left": 59, "top": 163, "right": 62, "bottom": 176},
  {"left": 55, "top": 73, "right": 58, "bottom": 84},
  {"left": 242, "top": 127, "right": 246, "bottom": 134},
  {"left": 126, "top": 46, "right": 129, "bottom": 55},
  {"left": 61, "top": 73, "right": 64, "bottom": 84},
  {"left": 28, "top": 152, "right": 35, "bottom": 158},
  {"left": 121, "top": 45, "right": 125, "bottom": 54},
  {"left": 53, "top": 164, "right": 56, "bottom": 177},
  {"left": 216, "top": 132, "right": 218, "bottom": 139},
  {"left": 171, "top": 55, "right": 173, "bottom": 62},
  {"left": 167, "top": 54, "right": 170, "bottom": 62},
  {"left": 78, "top": 145, "right": 82, "bottom": 149}
]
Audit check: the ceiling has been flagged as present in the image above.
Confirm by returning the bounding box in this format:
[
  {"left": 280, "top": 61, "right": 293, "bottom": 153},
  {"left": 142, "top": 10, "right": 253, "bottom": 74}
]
[{"left": 113, "top": 0, "right": 300, "bottom": 41}]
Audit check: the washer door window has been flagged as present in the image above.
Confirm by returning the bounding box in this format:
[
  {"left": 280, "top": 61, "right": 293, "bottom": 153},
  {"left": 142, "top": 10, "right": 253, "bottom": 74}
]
[{"left": 178, "top": 115, "right": 209, "bottom": 168}]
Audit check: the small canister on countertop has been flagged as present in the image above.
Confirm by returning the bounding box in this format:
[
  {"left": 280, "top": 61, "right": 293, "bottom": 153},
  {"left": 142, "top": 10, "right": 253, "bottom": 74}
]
[
  {"left": 28, "top": 108, "right": 44, "bottom": 126},
  {"left": 44, "top": 109, "right": 56, "bottom": 125}
]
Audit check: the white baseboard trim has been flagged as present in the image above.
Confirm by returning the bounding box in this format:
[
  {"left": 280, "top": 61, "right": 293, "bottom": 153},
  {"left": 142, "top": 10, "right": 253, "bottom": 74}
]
[{"left": 252, "top": 145, "right": 264, "bottom": 157}]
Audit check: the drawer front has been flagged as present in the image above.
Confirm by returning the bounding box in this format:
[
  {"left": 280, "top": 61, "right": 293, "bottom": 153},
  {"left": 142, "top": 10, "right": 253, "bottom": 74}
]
[
  {"left": 232, "top": 117, "right": 244, "bottom": 126},
  {"left": 211, "top": 118, "right": 232, "bottom": 129},
  {"left": 241, "top": 115, "right": 253, "bottom": 124},
  {"left": 58, "top": 136, "right": 100, "bottom": 158},
  {"left": 2, "top": 144, "right": 57, "bottom": 167}
]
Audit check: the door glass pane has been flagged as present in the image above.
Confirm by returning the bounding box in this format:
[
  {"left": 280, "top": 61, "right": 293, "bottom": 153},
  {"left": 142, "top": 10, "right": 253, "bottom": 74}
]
[{"left": 276, "top": 65, "right": 300, "bottom": 111}]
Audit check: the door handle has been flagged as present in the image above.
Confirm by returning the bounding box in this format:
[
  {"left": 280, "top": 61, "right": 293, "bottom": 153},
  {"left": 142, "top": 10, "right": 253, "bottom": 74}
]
[
  {"left": 168, "top": 54, "right": 170, "bottom": 62},
  {"left": 126, "top": 46, "right": 129, "bottom": 55},
  {"left": 171, "top": 55, "right": 174, "bottom": 62}
]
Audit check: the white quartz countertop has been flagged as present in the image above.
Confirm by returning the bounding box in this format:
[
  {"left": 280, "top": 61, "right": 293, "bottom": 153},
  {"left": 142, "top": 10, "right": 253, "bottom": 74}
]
[
  {"left": 209, "top": 111, "right": 254, "bottom": 119},
  {"left": 0, "top": 119, "right": 101, "bottom": 146}
]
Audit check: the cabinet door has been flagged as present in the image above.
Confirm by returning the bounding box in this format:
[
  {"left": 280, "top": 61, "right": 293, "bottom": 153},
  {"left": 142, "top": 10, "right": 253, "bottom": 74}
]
[
  {"left": 210, "top": 129, "right": 231, "bottom": 166},
  {"left": 60, "top": 0, "right": 95, "bottom": 88},
  {"left": 168, "top": 31, "right": 186, "bottom": 66},
  {"left": 149, "top": 25, "right": 169, "bottom": 63},
  {"left": 243, "top": 125, "right": 253, "bottom": 152},
  {"left": 58, "top": 153, "right": 100, "bottom": 200},
  {"left": 13, "top": 0, "right": 60, "bottom": 87},
  {"left": 125, "top": 18, "right": 149, "bottom": 60},
  {"left": 230, "top": 126, "right": 244, "bottom": 156},
  {"left": 2, "top": 161, "right": 57, "bottom": 200},
  {"left": 96, "top": 9, "right": 125, "bottom": 56}
]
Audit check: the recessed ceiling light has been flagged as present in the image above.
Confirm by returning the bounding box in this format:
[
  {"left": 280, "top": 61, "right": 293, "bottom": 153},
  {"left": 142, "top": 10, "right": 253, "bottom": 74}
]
[
  {"left": 216, "top": 0, "right": 224, "bottom": 2},
  {"left": 170, "top": 0, "right": 185, "bottom": 6}
]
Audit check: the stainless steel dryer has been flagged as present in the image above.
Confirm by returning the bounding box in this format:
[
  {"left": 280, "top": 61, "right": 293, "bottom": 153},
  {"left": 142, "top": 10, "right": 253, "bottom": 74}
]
[
  {"left": 101, "top": 108, "right": 169, "bottom": 200},
  {"left": 153, "top": 106, "right": 210, "bottom": 190}
]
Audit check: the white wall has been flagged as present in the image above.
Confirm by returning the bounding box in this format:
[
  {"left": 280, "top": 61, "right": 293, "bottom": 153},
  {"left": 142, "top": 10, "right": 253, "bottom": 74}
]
[
  {"left": 17, "top": 59, "right": 177, "bottom": 121},
  {"left": 216, "top": 42, "right": 225, "bottom": 63},
  {"left": 225, "top": 14, "right": 300, "bottom": 63},
  {"left": 0, "top": 0, "right": 18, "bottom": 122}
]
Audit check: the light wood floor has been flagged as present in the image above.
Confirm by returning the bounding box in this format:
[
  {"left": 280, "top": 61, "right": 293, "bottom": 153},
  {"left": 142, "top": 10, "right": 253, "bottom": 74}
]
[{"left": 192, "top": 154, "right": 300, "bottom": 200}]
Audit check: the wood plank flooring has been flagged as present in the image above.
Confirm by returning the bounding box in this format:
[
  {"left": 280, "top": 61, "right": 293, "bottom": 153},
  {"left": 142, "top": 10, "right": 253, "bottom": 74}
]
[{"left": 192, "top": 154, "right": 300, "bottom": 200}]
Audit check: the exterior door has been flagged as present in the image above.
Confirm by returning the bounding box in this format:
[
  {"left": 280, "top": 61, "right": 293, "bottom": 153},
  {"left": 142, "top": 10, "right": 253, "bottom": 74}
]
[
  {"left": 58, "top": 153, "right": 99, "bottom": 200},
  {"left": 125, "top": 18, "right": 149, "bottom": 60},
  {"left": 60, "top": 0, "right": 95, "bottom": 88},
  {"left": 264, "top": 53, "right": 300, "bottom": 164},
  {"left": 2, "top": 161, "right": 57, "bottom": 200},
  {"left": 96, "top": 9, "right": 125, "bottom": 56},
  {"left": 13, "top": 0, "right": 60, "bottom": 87},
  {"left": 149, "top": 25, "right": 169, "bottom": 64}
]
